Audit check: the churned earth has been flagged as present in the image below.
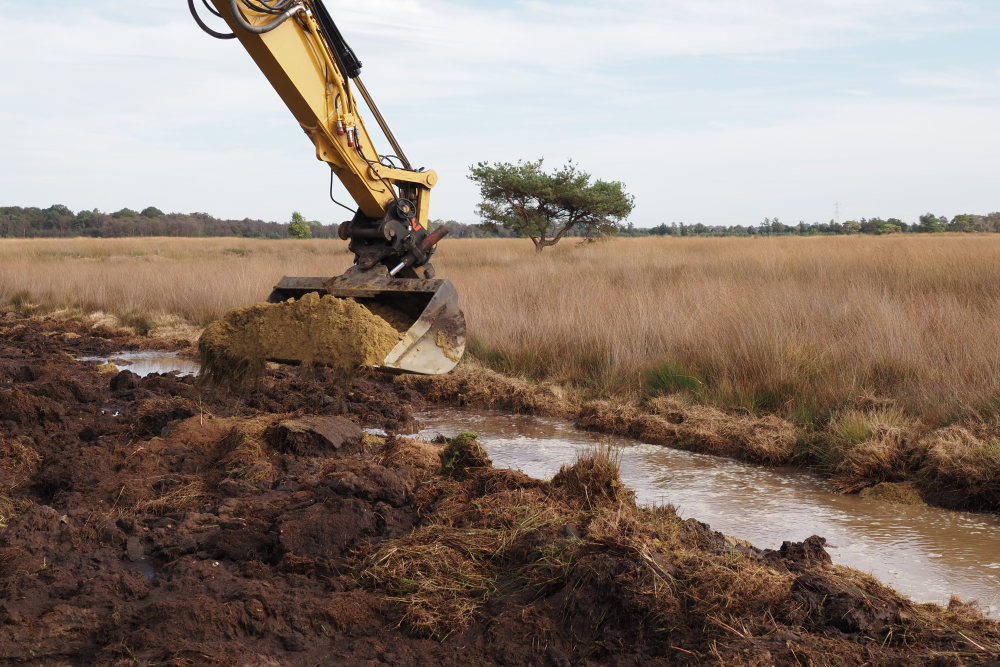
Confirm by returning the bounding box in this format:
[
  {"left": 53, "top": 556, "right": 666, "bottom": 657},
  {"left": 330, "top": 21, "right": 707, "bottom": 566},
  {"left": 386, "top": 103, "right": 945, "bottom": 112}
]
[{"left": 1, "top": 313, "right": 999, "bottom": 666}]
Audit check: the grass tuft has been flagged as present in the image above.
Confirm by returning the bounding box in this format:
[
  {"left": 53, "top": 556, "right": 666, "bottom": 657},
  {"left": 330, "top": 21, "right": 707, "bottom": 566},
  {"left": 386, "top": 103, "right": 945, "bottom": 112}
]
[
  {"left": 551, "top": 443, "right": 633, "bottom": 509},
  {"left": 439, "top": 433, "right": 491, "bottom": 479},
  {"left": 130, "top": 481, "right": 206, "bottom": 516}
]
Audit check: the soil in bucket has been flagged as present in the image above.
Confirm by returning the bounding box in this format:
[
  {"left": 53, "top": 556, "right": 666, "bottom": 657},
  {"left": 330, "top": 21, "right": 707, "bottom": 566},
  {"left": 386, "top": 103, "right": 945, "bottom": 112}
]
[{"left": 198, "top": 292, "right": 402, "bottom": 384}]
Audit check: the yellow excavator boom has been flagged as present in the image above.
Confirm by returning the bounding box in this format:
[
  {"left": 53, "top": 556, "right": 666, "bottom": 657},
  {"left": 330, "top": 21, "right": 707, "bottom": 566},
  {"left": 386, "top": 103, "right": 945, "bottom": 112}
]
[
  {"left": 191, "top": 0, "right": 465, "bottom": 375},
  {"left": 208, "top": 0, "right": 437, "bottom": 224}
]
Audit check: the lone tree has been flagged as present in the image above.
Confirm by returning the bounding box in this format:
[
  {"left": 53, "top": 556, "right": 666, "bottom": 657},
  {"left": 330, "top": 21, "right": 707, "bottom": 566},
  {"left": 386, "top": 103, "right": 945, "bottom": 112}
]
[
  {"left": 468, "top": 159, "right": 634, "bottom": 252},
  {"left": 288, "top": 211, "right": 312, "bottom": 239}
]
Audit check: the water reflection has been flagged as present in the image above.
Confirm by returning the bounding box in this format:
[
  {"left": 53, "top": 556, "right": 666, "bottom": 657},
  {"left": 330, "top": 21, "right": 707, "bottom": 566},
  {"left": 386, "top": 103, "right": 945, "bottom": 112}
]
[
  {"left": 77, "top": 351, "right": 201, "bottom": 378},
  {"left": 417, "top": 408, "right": 1000, "bottom": 617}
]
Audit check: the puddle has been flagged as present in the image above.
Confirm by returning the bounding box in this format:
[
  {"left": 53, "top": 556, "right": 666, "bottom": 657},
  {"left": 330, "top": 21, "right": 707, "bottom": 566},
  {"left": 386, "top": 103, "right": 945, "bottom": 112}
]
[
  {"left": 417, "top": 407, "right": 1000, "bottom": 618},
  {"left": 121, "top": 558, "right": 156, "bottom": 581},
  {"left": 77, "top": 351, "right": 200, "bottom": 378}
]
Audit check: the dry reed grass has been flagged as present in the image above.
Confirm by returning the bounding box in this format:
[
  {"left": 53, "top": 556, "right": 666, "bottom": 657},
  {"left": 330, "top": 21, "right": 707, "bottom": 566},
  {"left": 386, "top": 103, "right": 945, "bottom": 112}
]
[
  {"left": 129, "top": 481, "right": 207, "bottom": 516},
  {"left": 216, "top": 420, "right": 278, "bottom": 484},
  {"left": 4, "top": 234, "right": 999, "bottom": 423},
  {"left": 0, "top": 237, "right": 353, "bottom": 329},
  {"left": 0, "top": 435, "right": 40, "bottom": 528},
  {"left": 437, "top": 234, "right": 1000, "bottom": 424}
]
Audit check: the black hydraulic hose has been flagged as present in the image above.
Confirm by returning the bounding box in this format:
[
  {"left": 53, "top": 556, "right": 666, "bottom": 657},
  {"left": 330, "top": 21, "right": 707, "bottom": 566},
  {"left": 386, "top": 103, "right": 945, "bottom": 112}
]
[
  {"left": 355, "top": 142, "right": 400, "bottom": 205},
  {"left": 189, "top": 0, "right": 236, "bottom": 39},
  {"left": 330, "top": 169, "right": 357, "bottom": 215},
  {"left": 241, "top": 0, "right": 284, "bottom": 15},
  {"left": 227, "top": 0, "right": 303, "bottom": 34},
  {"left": 311, "top": 0, "right": 362, "bottom": 78},
  {"left": 201, "top": 0, "right": 223, "bottom": 18}
]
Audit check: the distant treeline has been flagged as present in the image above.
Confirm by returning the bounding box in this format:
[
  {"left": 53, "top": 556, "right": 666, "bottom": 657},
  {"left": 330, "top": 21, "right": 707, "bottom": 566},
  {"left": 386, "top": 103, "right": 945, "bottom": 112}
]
[
  {"left": 618, "top": 213, "right": 1000, "bottom": 237},
  {"left": 3, "top": 205, "right": 998, "bottom": 240},
  {"left": 439, "top": 214, "right": 1000, "bottom": 239},
  {"left": 0, "top": 205, "right": 338, "bottom": 239}
]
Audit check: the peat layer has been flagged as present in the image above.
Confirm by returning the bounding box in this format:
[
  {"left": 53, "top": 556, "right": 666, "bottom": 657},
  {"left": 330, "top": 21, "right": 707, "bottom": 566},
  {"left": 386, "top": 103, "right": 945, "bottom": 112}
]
[{"left": 1, "top": 314, "right": 999, "bottom": 666}]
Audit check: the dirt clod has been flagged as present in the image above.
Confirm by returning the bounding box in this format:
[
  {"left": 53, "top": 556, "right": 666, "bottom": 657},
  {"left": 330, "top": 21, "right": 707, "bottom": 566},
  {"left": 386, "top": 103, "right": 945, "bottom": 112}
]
[{"left": 270, "top": 415, "right": 363, "bottom": 456}]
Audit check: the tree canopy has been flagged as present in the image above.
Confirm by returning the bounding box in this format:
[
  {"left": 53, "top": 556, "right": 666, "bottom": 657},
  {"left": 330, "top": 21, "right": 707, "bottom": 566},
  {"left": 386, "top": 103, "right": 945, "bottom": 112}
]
[
  {"left": 287, "top": 211, "right": 312, "bottom": 239},
  {"left": 468, "top": 159, "right": 634, "bottom": 252}
]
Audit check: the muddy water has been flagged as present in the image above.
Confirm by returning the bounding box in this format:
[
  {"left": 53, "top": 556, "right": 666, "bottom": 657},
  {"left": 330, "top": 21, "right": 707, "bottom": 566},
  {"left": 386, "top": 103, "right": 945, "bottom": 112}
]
[
  {"left": 77, "top": 351, "right": 201, "bottom": 378},
  {"left": 417, "top": 408, "right": 1000, "bottom": 618}
]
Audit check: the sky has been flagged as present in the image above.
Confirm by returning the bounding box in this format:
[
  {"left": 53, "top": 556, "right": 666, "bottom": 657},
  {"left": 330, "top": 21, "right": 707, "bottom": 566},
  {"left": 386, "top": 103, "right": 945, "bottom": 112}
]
[{"left": 1, "top": 0, "right": 998, "bottom": 227}]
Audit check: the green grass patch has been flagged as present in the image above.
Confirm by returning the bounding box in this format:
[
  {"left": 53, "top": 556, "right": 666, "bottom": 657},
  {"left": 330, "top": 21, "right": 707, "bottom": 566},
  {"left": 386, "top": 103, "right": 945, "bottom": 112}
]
[{"left": 645, "top": 361, "right": 702, "bottom": 396}]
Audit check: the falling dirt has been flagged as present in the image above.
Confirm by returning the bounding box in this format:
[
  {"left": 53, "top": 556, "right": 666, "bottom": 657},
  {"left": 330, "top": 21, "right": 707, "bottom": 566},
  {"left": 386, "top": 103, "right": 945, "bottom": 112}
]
[
  {"left": 198, "top": 293, "right": 402, "bottom": 384},
  {"left": 1, "top": 313, "right": 999, "bottom": 665}
]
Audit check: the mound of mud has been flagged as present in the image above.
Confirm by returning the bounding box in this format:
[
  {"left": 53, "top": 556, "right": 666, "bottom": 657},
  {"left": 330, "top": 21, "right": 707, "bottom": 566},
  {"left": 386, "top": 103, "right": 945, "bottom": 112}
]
[{"left": 199, "top": 292, "right": 402, "bottom": 383}]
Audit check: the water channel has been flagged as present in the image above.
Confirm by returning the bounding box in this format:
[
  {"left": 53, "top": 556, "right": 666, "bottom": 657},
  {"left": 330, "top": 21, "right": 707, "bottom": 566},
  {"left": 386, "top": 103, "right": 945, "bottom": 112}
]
[
  {"left": 74, "top": 353, "right": 1000, "bottom": 618},
  {"left": 416, "top": 407, "right": 1000, "bottom": 619},
  {"left": 76, "top": 351, "right": 201, "bottom": 378}
]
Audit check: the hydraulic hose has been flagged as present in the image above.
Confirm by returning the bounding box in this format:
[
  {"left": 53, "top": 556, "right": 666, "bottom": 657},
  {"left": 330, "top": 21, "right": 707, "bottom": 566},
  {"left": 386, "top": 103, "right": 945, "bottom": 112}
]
[
  {"left": 227, "top": 0, "right": 303, "bottom": 35},
  {"left": 188, "top": 0, "right": 236, "bottom": 39}
]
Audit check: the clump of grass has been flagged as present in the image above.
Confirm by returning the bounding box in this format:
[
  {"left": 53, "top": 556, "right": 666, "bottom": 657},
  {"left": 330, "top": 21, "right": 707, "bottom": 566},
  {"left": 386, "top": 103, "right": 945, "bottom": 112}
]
[
  {"left": 400, "top": 362, "right": 575, "bottom": 417},
  {"left": 0, "top": 436, "right": 40, "bottom": 528},
  {"left": 828, "top": 409, "right": 917, "bottom": 493},
  {"left": 551, "top": 443, "right": 632, "bottom": 509},
  {"left": 198, "top": 328, "right": 268, "bottom": 388},
  {"left": 0, "top": 435, "right": 41, "bottom": 487},
  {"left": 0, "top": 496, "right": 32, "bottom": 530},
  {"left": 372, "top": 434, "right": 442, "bottom": 477},
  {"left": 439, "top": 433, "right": 491, "bottom": 479},
  {"left": 576, "top": 398, "right": 798, "bottom": 465},
  {"left": 920, "top": 426, "right": 1000, "bottom": 507},
  {"left": 217, "top": 427, "right": 274, "bottom": 484},
  {"left": 6, "top": 290, "right": 35, "bottom": 312},
  {"left": 356, "top": 525, "right": 501, "bottom": 638},
  {"left": 131, "top": 481, "right": 206, "bottom": 516}
]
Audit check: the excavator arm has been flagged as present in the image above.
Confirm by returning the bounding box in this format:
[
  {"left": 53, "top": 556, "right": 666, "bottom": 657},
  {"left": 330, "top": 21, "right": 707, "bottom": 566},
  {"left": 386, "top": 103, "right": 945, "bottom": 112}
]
[
  {"left": 190, "top": 0, "right": 466, "bottom": 375},
  {"left": 206, "top": 0, "right": 439, "bottom": 274}
]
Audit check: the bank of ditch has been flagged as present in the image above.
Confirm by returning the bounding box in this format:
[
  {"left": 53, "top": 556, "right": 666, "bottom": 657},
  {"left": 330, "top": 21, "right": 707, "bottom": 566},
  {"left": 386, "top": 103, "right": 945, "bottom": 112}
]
[{"left": 401, "top": 363, "right": 1000, "bottom": 514}]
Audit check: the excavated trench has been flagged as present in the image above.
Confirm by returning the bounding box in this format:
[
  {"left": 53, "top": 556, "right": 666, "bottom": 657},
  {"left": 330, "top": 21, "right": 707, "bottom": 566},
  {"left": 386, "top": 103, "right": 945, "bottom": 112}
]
[
  {"left": 417, "top": 409, "right": 1000, "bottom": 619},
  {"left": 70, "top": 346, "right": 1000, "bottom": 618},
  {"left": 66, "top": 339, "right": 1000, "bottom": 619}
]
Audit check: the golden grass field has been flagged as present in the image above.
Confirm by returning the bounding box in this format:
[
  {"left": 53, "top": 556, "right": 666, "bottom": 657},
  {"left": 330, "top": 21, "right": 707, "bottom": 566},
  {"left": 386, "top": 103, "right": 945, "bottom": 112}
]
[{"left": 3, "top": 234, "right": 1000, "bottom": 426}]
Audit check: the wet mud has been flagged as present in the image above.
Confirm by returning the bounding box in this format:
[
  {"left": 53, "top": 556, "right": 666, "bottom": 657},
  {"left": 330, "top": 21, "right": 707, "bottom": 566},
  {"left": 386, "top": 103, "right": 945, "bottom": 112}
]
[{"left": 1, "top": 314, "right": 999, "bottom": 666}]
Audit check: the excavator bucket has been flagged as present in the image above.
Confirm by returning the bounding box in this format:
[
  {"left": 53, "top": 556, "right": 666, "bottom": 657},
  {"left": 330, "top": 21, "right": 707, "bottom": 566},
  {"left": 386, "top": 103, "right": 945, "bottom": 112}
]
[{"left": 267, "top": 266, "right": 466, "bottom": 375}]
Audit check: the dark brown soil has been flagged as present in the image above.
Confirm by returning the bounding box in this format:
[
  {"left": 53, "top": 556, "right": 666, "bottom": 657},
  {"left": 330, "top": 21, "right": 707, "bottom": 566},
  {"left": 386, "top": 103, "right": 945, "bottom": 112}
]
[{"left": 1, "top": 313, "right": 999, "bottom": 666}]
